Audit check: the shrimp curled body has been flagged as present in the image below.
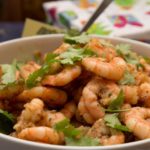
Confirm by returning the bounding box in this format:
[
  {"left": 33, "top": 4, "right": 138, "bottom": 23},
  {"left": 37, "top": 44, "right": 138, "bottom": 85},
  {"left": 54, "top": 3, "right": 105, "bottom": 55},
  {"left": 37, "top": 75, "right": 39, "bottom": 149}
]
[
  {"left": 18, "top": 127, "right": 64, "bottom": 144},
  {"left": 78, "top": 77, "right": 105, "bottom": 124},
  {"left": 42, "top": 66, "right": 81, "bottom": 86},
  {"left": 17, "top": 86, "right": 67, "bottom": 107},
  {"left": 122, "top": 107, "right": 150, "bottom": 140},
  {"left": 14, "top": 98, "right": 44, "bottom": 132},
  {"left": 82, "top": 57, "right": 126, "bottom": 80},
  {"left": 60, "top": 101, "right": 77, "bottom": 119},
  {"left": 87, "top": 119, "right": 125, "bottom": 145}
]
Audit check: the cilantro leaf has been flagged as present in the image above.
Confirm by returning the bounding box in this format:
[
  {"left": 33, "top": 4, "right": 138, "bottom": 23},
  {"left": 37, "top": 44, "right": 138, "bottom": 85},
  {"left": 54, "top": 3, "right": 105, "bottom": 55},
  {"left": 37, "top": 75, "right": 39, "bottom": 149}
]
[
  {"left": 100, "top": 40, "right": 114, "bottom": 48},
  {"left": 59, "top": 47, "right": 96, "bottom": 65},
  {"left": 54, "top": 118, "right": 100, "bottom": 146},
  {"left": 116, "top": 44, "right": 141, "bottom": 66},
  {"left": 26, "top": 53, "right": 58, "bottom": 88},
  {"left": 65, "top": 136, "right": 100, "bottom": 146},
  {"left": 104, "top": 113, "right": 130, "bottom": 132},
  {"left": 54, "top": 118, "right": 80, "bottom": 138},
  {"left": 1, "top": 60, "right": 17, "bottom": 85},
  {"left": 118, "top": 70, "right": 135, "bottom": 85},
  {"left": 0, "top": 109, "right": 15, "bottom": 134},
  {"left": 108, "top": 90, "right": 124, "bottom": 111},
  {"left": 64, "top": 34, "right": 90, "bottom": 45},
  {"left": 116, "top": 44, "right": 131, "bottom": 56},
  {"left": 105, "top": 109, "right": 130, "bottom": 113},
  {"left": 143, "top": 57, "right": 150, "bottom": 64},
  {"left": 26, "top": 47, "right": 96, "bottom": 87}
]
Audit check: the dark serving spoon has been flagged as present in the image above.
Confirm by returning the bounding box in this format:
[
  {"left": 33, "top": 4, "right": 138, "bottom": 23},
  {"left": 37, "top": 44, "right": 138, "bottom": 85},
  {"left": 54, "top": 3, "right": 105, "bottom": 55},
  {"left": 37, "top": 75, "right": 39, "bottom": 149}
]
[{"left": 80, "top": 0, "right": 113, "bottom": 34}]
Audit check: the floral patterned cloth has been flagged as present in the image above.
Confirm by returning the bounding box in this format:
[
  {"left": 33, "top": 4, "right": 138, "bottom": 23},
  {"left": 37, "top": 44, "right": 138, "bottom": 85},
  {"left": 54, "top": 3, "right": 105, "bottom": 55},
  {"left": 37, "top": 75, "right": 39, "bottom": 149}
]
[{"left": 43, "top": 0, "right": 150, "bottom": 41}]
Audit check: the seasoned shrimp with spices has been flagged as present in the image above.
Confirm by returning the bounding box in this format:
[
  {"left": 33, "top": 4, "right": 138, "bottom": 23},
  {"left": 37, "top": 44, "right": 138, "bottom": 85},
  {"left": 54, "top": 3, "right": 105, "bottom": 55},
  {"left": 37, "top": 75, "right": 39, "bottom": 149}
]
[
  {"left": 18, "top": 127, "right": 64, "bottom": 144},
  {"left": 41, "top": 111, "right": 65, "bottom": 127},
  {"left": 42, "top": 65, "right": 81, "bottom": 86},
  {"left": 20, "top": 61, "right": 41, "bottom": 79},
  {"left": 121, "top": 107, "right": 150, "bottom": 140},
  {"left": 121, "top": 86, "right": 139, "bottom": 105},
  {"left": 86, "top": 38, "right": 116, "bottom": 61},
  {"left": 14, "top": 98, "right": 44, "bottom": 132},
  {"left": 78, "top": 97, "right": 95, "bottom": 124},
  {"left": 79, "top": 77, "right": 105, "bottom": 124},
  {"left": 87, "top": 119, "right": 125, "bottom": 145},
  {"left": 17, "top": 86, "right": 67, "bottom": 107},
  {"left": 54, "top": 43, "right": 70, "bottom": 54},
  {"left": 82, "top": 57, "right": 126, "bottom": 80},
  {"left": 60, "top": 101, "right": 77, "bottom": 119},
  {"left": 99, "top": 80, "right": 120, "bottom": 106},
  {"left": 139, "top": 83, "right": 150, "bottom": 107}
]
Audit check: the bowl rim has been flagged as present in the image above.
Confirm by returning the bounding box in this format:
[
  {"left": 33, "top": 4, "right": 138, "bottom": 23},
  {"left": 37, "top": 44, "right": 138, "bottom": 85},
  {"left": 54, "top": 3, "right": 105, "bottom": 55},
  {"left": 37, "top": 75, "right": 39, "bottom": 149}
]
[
  {"left": 0, "top": 34, "right": 150, "bottom": 149},
  {"left": 0, "top": 34, "right": 150, "bottom": 48}
]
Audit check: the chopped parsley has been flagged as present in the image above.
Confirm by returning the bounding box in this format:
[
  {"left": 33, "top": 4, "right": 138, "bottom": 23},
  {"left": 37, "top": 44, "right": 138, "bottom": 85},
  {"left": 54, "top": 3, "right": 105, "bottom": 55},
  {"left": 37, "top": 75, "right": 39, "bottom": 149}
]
[
  {"left": 64, "top": 33, "right": 90, "bottom": 45},
  {"left": 116, "top": 44, "right": 141, "bottom": 67},
  {"left": 118, "top": 70, "right": 135, "bottom": 85},
  {"left": 104, "top": 113, "right": 130, "bottom": 132},
  {"left": 54, "top": 118, "right": 100, "bottom": 146}
]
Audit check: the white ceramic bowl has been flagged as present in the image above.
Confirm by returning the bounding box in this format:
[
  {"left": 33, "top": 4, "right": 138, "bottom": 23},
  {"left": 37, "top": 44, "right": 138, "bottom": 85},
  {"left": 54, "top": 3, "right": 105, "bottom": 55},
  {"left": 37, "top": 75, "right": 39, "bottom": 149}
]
[{"left": 0, "top": 35, "right": 150, "bottom": 150}]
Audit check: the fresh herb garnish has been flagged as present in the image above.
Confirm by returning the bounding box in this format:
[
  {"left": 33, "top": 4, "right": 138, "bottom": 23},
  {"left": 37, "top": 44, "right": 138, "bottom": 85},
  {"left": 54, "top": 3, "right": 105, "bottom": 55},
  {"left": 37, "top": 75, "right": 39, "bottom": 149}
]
[
  {"left": 59, "top": 47, "right": 97, "bottom": 65},
  {"left": 107, "top": 90, "right": 124, "bottom": 111},
  {"left": 104, "top": 113, "right": 130, "bottom": 132},
  {"left": 118, "top": 70, "right": 135, "bottom": 85},
  {"left": 26, "top": 53, "right": 58, "bottom": 88},
  {"left": 116, "top": 44, "right": 141, "bottom": 66},
  {"left": 54, "top": 118, "right": 80, "bottom": 138},
  {"left": 1, "top": 61, "right": 17, "bottom": 85},
  {"left": 0, "top": 109, "right": 15, "bottom": 134},
  {"left": 100, "top": 39, "right": 114, "bottom": 48},
  {"left": 64, "top": 34, "right": 90, "bottom": 45},
  {"left": 54, "top": 118, "right": 99, "bottom": 146},
  {"left": 26, "top": 47, "right": 96, "bottom": 87}
]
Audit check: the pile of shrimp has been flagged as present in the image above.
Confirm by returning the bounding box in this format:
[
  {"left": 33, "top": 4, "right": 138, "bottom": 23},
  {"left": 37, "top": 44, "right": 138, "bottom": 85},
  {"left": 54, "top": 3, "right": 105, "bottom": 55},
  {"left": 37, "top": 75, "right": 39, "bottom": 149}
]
[{"left": 1, "top": 37, "right": 150, "bottom": 146}]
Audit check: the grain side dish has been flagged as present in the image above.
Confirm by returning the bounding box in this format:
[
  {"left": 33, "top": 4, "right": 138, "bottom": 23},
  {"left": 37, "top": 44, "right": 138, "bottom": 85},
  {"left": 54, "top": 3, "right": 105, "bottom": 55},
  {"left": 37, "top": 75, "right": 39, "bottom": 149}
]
[{"left": 0, "top": 34, "right": 150, "bottom": 146}]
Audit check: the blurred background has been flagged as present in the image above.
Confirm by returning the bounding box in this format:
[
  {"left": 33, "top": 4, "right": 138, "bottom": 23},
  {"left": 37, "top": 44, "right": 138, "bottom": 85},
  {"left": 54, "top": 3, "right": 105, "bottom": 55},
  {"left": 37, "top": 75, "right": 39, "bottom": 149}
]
[
  {"left": 0, "top": 0, "right": 55, "bottom": 21},
  {"left": 0, "top": 0, "right": 150, "bottom": 42}
]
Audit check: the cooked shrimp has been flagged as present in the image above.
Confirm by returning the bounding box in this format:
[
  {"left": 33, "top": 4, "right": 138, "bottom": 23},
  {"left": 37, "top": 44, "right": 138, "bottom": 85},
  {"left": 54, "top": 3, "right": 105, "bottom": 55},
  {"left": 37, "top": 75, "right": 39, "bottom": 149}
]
[
  {"left": 42, "top": 111, "right": 65, "bottom": 127},
  {"left": 135, "top": 72, "right": 150, "bottom": 85},
  {"left": 60, "top": 101, "right": 77, "bottom": 119},
  {"left": 78, "top": 97, "right": 95, "bottom": 124},
  {"left": 0, "top": 82, "right": 24, "bottom": 100},
  {"left": 87, "top": 119, "right": 125, "bottom": 145},
  {"left": 140, "top": 58, "right": 150, "bottom": 75},
  {"left": 82, "top": 57, "right": 126, "bottom": 80},
  {"left": 54, "top": 43, "right": 70, "bottom": 54},
  {"left": 81, "top": 77, "right": 105, "bottom": 123},
  {"left": 14, "top": 98, "right": 44, "bottom": 132},
  {"left": 17, "top": 86, "right": 67, "bottom": 107},
  {"left": 99, "top": 80, "right": 120, "bottom": 106},
  {"left": 18, "top": 127, "right": 64, "bottom": 144},
  {"left": 122, "top": 107, "right": 150, "bottom": 139},
  {"left": 42, "top": 65, "right": 81, "bottom": 86},
  {"left": 139, "top": 83, "right": 150, "bottom": 107},
  {"left": 122, "top": 86, "right": 139, "bottom": 105},
  {"left": 86, "top": 38, "right": 116, "bottom": 61},
  {"left": 20, "top": 61, "right": 40, "bottom": 79}
]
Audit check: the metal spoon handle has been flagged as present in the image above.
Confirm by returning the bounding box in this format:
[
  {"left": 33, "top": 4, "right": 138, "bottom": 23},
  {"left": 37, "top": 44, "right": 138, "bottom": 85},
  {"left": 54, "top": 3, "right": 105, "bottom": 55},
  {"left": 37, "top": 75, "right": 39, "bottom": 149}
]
[{"left": 80, "top": 0, "right": 113, "bottom": 33}]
